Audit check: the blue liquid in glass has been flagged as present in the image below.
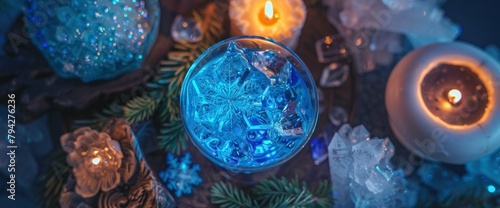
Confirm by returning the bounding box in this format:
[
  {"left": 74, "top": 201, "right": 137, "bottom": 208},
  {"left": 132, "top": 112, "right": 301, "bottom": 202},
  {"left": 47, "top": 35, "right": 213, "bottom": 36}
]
[{"left": 184, "top": 42, "right": 314, "bottom": 170}]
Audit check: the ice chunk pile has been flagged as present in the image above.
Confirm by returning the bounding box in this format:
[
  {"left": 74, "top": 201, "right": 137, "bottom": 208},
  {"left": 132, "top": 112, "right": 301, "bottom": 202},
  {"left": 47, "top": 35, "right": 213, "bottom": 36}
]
[{"left": 328, "top": 124, "right": 411, "bottom": 208}]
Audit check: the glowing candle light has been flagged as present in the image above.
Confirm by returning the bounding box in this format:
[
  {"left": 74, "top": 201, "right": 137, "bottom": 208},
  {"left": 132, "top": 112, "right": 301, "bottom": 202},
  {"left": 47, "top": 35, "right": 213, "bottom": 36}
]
[
  {"left": 91, "top": 157, "right": 101, "bottom": 165},
  {"left": 258, "top": 0, "right": 279, "bottom": 25},
  {"left": 264, "top": 1, "right": 273, "bottom": 19},
  {"left": 386, "top": 42, "right": 500, "bottom": 164},
  {"left": 447, "top": 89, "right": 462, "bottom": 105},
  {"left": 230, "top": 0, "right": 306, "bottom": 49}
]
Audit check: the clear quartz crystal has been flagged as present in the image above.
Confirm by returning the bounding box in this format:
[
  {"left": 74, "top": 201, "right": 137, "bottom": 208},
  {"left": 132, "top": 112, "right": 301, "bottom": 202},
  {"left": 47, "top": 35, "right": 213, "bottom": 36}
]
[
  {"left": 330, "top": 0, "right": 460, "bottom": 50},
  {"left": 328, "top": 132, "right": 354, "bottom": 208},
  {"left": 171, "top": 15, "right": 203, "bottom": 43},
  {"left": 328, "top": 124, "right": 409, "bottom": 207}
]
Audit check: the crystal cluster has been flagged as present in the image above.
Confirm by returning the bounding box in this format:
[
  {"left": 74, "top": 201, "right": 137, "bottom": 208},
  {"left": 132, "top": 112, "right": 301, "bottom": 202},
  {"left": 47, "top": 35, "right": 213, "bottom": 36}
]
[
  {"left": 159, "top": 153, "right": 202, "bottom": 197},
  {"left": 328, "top": 0, "right": 460, "bottom": 48},
  {"left": 25, "top": 0, "right": 159, "bottom": 82},
  {"left": 183, "top": 42, "right": 316, "bottom": 171},
  {"left": 321, "top": 0, "right": 460, "bottom": 73},
  {"left": 328, "top": 124, "right": 410, "bottom": 208}
]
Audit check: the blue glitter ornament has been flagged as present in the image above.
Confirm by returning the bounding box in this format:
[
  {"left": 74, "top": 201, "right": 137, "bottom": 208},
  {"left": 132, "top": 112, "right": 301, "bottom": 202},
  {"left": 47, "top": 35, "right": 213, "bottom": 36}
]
[
  {"left": 159, "top": 153, "right": 202, "bottom": 197},
  {"left": 25, "top": 0, "right": 159, "bottom": 82}
]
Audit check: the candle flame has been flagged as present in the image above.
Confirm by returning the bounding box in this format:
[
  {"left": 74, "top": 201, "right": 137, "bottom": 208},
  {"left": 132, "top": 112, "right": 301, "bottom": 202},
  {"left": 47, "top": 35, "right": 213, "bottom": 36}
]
[
  {"left": 91, "top": 157, "right": 101, "bottom": 165},
  {"left": 448, "top": 89, "right": 462, "bottom": 104},
  {"left": 264, "top": 0, "right": 274, "bottom": 20}
]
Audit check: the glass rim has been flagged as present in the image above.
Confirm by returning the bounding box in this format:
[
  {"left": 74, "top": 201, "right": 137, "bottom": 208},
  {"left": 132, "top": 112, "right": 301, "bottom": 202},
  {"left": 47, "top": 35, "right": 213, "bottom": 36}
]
[{"left": 180, "top": 35, "right": 319, "bottom": 173}]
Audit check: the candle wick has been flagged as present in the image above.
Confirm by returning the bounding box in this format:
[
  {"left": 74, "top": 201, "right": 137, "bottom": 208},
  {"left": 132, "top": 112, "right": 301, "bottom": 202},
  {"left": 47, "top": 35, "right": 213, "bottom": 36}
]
[
  {"left": 448, "top": 89, "right": 462, "bottom": 105},
  {"left": 264, "top": 1, "right": 274, "bottom": 20}
]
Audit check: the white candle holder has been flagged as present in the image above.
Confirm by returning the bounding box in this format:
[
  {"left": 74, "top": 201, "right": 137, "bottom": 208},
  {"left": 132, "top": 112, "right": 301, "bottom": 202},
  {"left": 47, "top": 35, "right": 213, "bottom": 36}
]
[
  {"left": 386, "top": 42, "right": 500, "bottom": 164},
  {"left": 229, "top": 0, "right": 306, "bottom": 49}
]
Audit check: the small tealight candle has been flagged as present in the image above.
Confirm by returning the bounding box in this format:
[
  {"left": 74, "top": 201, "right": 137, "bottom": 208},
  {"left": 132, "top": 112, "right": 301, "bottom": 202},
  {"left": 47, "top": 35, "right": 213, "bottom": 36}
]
[
  {"left": 386, "top": 42, "right": 500, "bottom": 164},
  {"left": 229, "top": 0, "right": 306, "bottom": 49}
]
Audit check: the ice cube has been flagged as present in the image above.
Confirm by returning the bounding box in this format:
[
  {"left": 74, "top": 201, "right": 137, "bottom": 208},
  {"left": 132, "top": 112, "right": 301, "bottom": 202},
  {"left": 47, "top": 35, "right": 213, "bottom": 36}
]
[
  {"left": 276, "top": 113, "right": 304, "bottom": 136},
  {"left": 261, "top": 86, "right": 294, "bottom": 110},
  {"left": 252, "top": 50, "right": 287, "bottom": 78},
  {"left": 243, "top": 108, "right": 273, "bottom": 130},
  {"left": 214, "top": 42, "right": 251, "bottom": 84}
]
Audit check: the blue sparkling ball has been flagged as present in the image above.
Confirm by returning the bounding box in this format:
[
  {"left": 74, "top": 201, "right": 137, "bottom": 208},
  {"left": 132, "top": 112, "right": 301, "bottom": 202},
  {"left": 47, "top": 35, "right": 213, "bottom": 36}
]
[{"left": 25, "top": 0, "right": 160, "bottom": 82}]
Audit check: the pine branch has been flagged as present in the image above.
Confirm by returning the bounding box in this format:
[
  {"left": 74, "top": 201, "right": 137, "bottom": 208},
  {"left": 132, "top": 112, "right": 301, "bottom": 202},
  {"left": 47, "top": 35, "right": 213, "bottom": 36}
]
[
  {"left": 252, "top": 176, "right": 316, "bottom": 207},
  {"left": 211, "top": 182, "right": 259, "bottom": 208},
  {"left": 210, "top": 177, "right": 333, "bottom": 208},
  {"left": 158, "top": 119, "right": 188, "bottom": 154},
  {"left": 124, "top": 96, "right": 158, "bottom": 123},
  {"left": 155, "top": 3, "right": 223, "bottom": 154},
  {"left": 310, "top": 180, "right": 334, "bottom": 208}
]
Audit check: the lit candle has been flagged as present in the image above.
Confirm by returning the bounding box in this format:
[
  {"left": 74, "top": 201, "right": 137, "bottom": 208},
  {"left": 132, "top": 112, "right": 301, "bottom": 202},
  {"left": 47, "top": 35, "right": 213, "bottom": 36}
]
[
  {"left": 229, "top": 0, "right": 306, "bottom": 49},
  {"left": 386, "top": 42, "right": 500, "bottom": 164}
]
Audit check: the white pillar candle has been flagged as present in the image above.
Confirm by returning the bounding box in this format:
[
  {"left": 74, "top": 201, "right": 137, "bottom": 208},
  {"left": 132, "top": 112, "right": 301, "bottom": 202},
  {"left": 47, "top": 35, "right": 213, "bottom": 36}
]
[
  {"left": 229, "top": 0, "right": 306, "bottom": 49},
  {"left": 386, "top": 42, "right": 500, "bottom": 164}
]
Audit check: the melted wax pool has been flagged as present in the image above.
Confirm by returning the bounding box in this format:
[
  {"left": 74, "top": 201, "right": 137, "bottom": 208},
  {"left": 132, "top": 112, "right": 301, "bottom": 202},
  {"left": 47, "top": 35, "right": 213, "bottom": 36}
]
[{"left": 183, "top": 42, "right": 315, "bottom": 171}]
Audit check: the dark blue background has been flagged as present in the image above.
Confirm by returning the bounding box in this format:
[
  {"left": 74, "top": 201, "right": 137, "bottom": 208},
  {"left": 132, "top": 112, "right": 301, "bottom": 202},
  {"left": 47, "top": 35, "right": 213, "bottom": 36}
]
[{"left": 443, "top": 0, "right": 500, "bottom": 47}]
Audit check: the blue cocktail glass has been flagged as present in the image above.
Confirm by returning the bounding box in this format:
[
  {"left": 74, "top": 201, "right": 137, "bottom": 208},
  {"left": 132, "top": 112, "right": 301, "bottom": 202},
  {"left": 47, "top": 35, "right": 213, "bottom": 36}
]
[{"left": 180, "top": 36, "right": 319, "bottom": 173}]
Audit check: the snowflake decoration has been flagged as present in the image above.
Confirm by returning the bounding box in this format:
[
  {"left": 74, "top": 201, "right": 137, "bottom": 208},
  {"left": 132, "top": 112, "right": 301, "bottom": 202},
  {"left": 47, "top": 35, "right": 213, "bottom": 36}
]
[{"left": 159, "top": 153, "right": 202, "bottom": 197}]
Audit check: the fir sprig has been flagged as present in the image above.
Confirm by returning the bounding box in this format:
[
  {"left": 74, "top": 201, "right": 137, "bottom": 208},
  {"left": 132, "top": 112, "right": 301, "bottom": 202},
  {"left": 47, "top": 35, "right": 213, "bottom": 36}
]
[
  {"left": 210, "top": 177, "right": 334, "bottom": 208},
  {"left": 124, "top": 96, "right": 157, "bottom": 123},
  {"left": 211, "top": 182, "right": 259, "bottom": 208}
]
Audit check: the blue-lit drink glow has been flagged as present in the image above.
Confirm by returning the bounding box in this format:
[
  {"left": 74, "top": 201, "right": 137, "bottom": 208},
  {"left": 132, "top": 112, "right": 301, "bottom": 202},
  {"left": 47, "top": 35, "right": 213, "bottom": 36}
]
[{"left": 181, "top": 37, "right": 318, "bottom": 172}]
